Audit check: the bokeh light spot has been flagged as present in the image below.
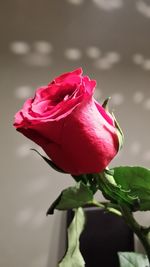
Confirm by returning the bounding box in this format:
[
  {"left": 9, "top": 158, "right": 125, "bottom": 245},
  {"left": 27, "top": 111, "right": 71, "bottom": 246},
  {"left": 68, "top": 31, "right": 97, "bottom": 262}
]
[
  {"left": 14, "top": 86, "right": 33, "bottom": 99},
  {"left": 93, "top": 0, "right": 123, "bottom": 11},
  {"left": 94, "top": 57, "right": 112, "bottom": 70},
  {"left": 66, "top": 0, "right": 84, "bottom": 5},
  {"left": 86, "top": 46, "right": 101, "bottom": 59},
  {"left": 16, "top": 143, "right": 31, "bottom": 158},
  {"left": 144, "top": 98, "right": 150, "bottom": 110},
  {"left": 142, "top": 59, "right": 150, "bottom": 70},
  {"left": 111, "top": 93, "right": 124, "bottom": 105},
  {"left": 136, "top": 0, "right": 150, "bottom": 18},
  {"left": 10, "top": 41, "right": 30, "bottom": 55},
  {"left": 133, "top": 54, "right": 144, "bottom": 65},
  {"left": 64, "top": 48, "right": 82, "bottom": 60},
  {"left": 105, "top": 51, "right": 121, "bottom": 63},
  {"left": 34, "top": 41, "right": 53, "bottom": 54}
]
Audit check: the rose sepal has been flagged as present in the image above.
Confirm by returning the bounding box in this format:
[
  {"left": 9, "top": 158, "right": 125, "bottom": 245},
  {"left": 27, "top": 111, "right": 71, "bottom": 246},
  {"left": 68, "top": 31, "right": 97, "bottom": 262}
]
[
  {"left": 102, "top": 97, "right": 124, "bottom": 151},
  {"left": 31, "top": 148, "right": 66, "bottom": 173},
  {"left": 112, "top": 112, "right": 124, "bottom": 150}
]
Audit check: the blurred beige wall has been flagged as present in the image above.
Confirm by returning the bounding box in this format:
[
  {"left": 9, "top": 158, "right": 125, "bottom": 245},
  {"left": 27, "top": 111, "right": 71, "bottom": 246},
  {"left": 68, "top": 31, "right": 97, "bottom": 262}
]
[{"left": 0, "top": 0, "right": 150, "bottom": 266}]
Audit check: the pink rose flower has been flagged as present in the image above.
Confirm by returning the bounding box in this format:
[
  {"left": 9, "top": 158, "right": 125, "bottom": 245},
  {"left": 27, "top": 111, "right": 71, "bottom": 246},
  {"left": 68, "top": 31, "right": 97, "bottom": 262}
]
[{"left": 14, "top": 68, "right": 119, "bottom": 175}]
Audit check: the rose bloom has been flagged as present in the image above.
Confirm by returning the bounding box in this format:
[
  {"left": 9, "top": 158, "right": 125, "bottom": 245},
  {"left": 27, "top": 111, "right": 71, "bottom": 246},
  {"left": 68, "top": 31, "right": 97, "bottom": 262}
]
[{"left": 14, "top": 68, "right": 119, "bottom": 175}]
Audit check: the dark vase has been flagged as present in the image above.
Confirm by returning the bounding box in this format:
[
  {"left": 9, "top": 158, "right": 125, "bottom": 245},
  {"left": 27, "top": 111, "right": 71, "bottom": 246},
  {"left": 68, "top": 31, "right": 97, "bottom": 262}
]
[{"left": 67, "top": 207, "right": 134, "bottom": 267}]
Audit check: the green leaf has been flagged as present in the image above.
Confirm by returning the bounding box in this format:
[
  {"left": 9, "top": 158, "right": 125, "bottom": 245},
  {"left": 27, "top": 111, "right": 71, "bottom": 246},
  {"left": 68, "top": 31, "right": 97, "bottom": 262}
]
[
  {"left": 98, "top": 170, "right": 138, "bottom": 209},
  {"left": 46, "top": 194, "right": 62, "bottom": 215},
  {"left": 46, "top": 182, "right": 93, "bottom": 215},
  {"left": 31, "top": 149, "right": 66, "bottom": 173},
  {"left": 118, "top": 252, "right": 149, "bottom": 267},
  {"left": 112, "top": 166, "right": 150, "bottom": 211},
  {"left": 59, "top": 208, "right": 85, "bottom": 267}
]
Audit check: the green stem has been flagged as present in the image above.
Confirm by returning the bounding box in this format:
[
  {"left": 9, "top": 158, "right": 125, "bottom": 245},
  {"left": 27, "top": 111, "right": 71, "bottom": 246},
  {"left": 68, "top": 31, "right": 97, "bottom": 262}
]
[{"left": 120, "top": 204, "right": 150, "bottom": 264}]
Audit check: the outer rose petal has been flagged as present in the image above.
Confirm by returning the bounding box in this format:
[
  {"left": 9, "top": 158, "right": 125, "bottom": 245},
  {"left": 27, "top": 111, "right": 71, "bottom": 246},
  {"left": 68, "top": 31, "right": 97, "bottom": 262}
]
[
  {"left": 53, "top": 68, "right": 83, "bottom": 84},
  {"left": 82, "top": 76, "right": 96, "bottom": 95},
  {"left": 94, "top": 100, "right": 114, "bottom": 126},
  {"left": 41, "top": 99, "right": 119, "bottom": 174}
]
